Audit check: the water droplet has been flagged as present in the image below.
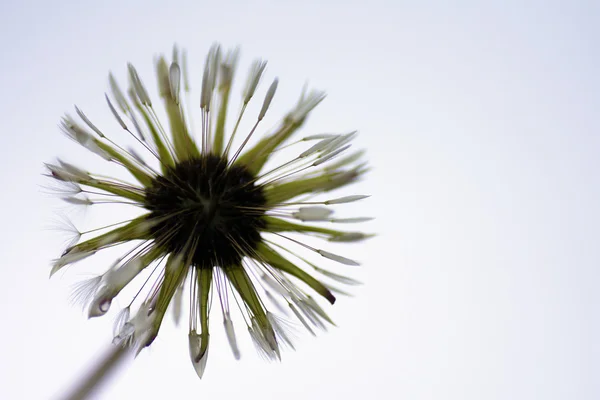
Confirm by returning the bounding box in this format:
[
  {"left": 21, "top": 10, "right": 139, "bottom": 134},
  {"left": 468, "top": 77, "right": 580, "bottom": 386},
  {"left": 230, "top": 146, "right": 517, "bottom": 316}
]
[{"left": 99, "top": 299, "right": 112, "bottom": 312}]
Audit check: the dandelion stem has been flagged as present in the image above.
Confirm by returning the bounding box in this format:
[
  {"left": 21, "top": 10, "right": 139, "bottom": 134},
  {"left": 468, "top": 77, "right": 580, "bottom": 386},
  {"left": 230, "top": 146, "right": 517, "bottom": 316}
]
[{"left": 61, "top": 344, "right": 131, "bottom": 400}]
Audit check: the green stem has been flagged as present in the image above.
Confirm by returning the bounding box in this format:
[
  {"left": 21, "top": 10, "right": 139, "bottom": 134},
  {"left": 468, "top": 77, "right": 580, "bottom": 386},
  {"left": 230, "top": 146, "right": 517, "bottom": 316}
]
[{"left": 61, "top": 344, "right": 132, "bottom": 400}]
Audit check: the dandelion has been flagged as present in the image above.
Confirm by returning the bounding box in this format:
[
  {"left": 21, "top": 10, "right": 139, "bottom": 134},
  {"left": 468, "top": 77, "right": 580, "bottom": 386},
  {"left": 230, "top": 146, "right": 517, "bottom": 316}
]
[{"left": 47, "top": 43, "right": 371, "bottom": 390}]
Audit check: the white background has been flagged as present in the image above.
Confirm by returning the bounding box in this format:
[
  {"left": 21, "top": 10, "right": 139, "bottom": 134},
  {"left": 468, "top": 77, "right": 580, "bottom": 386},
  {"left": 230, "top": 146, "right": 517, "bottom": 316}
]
[{"left": 0, "top": 0, "right": 598, "bottom": 399}]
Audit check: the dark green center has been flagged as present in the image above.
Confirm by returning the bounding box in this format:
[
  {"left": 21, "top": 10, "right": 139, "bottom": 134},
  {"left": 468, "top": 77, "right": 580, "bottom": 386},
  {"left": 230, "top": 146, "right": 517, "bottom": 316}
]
[{"left": 144, "top": 155, "right": 266, "bottom": 268}]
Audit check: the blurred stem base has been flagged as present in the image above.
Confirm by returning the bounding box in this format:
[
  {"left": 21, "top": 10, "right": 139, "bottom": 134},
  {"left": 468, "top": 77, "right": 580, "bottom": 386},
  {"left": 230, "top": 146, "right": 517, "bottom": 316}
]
[{"left": 60, "top": 343, "right": 132, "bottom": 400}]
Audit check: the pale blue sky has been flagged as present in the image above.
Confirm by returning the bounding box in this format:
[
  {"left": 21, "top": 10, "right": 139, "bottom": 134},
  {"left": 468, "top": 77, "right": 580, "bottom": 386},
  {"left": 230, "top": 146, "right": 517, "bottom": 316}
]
[{"left": 0, "top": 1, "right": 598, "bottom": 399}]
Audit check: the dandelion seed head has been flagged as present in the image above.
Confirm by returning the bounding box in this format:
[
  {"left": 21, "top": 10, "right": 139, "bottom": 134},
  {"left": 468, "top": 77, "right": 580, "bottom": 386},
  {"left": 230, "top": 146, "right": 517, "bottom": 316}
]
[{"left": 47, "top": 43, "right": 372, "bottom": 378}]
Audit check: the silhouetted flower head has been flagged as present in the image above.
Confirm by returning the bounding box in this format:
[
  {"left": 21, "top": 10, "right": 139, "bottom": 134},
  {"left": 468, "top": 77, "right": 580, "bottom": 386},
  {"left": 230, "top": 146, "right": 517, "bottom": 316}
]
[{"left": 47, "top": 44, "right": 371, "bottom": 378}]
